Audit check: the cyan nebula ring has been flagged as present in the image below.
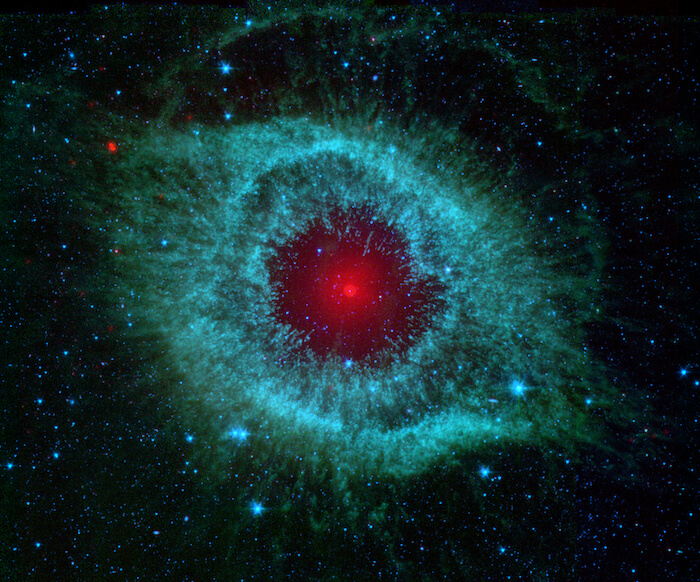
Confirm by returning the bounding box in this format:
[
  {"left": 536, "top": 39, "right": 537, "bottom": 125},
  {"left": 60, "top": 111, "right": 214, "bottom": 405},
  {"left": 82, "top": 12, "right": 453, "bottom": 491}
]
[{"left": 99, "top": 116, "right": 608, "bottom": 483}]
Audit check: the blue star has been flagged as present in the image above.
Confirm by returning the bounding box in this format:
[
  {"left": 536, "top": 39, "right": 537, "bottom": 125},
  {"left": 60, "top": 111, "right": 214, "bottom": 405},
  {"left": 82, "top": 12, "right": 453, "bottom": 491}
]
[
  {"left": 251, "top": 501, "right": 264, "bottom": 516},
  {"left": 510, "top": 381, "right": 527, "bottom": 398},
  {"left": 479, "top": 466, "right": 491, "bottom": 478},
  {"left": 219, "top": 62, "right": 232, "bottom": 75}
]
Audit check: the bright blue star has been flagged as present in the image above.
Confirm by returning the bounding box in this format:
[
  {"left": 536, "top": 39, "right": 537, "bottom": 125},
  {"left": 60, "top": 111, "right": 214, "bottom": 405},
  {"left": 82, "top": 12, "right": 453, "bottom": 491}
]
[
  {"left": 680, "top": 367, "right": 688, "bottom": 377},
  {"left": 479, "top": 466, "right": 491, "bottom": 478},
  {"left": 251, "top": 501, "right": 264, "bottom": 516},
  {"left": 220, "top": 62, "right": 232, "bottom": 75},
  {"left": 510, "top": 381, "right": 527, "bottom": 398}
]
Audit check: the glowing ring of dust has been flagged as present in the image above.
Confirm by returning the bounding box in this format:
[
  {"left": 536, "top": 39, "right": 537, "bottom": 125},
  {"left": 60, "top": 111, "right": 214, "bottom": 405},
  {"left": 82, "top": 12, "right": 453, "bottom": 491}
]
[{"left": 106, "top": 118, "right": 602, "bottom": 483}]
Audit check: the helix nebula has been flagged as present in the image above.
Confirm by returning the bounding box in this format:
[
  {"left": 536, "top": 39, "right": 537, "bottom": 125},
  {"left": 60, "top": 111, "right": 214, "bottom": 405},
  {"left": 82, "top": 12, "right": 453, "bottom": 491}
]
[{"left": 3, "top": 7, "right": 690, "bottom": 581}]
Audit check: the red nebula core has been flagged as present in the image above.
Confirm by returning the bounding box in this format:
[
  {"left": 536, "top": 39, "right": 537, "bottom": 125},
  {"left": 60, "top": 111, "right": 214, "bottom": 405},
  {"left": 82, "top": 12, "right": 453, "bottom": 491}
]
[
  {"left": 342, "top": 283, "right": 358, "bottom": 298},
  {"left": 267, "top": 207, "right": 443, "bottom": 362}
]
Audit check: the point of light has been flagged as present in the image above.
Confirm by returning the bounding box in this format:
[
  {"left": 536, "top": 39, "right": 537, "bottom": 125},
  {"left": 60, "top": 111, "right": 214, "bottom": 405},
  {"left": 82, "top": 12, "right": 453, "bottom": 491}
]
[
  {"left": 510, "top": 381, "right": 527, "bottom": 398},
  {"left": 220, "top": 62, "right": 232, "bottom": 75},
  {"left": 479, "top": 466, "right": 491, "bottom": 478},
  {"left": 251, "top": 501, "right": 264, "bottom": 516},
  {"left": 342, "top": 283, "right": 358, "bottom": 298}
]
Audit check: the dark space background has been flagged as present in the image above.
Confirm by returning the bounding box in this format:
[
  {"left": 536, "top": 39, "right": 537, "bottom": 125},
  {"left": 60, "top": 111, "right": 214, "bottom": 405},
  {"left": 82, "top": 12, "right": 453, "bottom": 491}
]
[{"left": 0, "top": 3, "right": 697, "bottom": 581}]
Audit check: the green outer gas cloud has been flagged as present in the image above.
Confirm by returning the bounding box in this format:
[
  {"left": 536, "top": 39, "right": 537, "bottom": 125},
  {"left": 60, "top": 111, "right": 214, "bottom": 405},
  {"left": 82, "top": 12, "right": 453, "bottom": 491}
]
[{"left": 98, "top": 116, "right": 609, "bottom": 483}]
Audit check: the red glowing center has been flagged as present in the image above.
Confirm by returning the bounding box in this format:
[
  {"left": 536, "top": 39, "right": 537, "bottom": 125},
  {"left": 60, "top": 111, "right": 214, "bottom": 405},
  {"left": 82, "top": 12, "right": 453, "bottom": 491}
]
[
  {"left": 343, "top": 283, "right": 358, "bottom": 298},
  {"left": 267, "top": 207, "right": 444, "bottom": 362}
]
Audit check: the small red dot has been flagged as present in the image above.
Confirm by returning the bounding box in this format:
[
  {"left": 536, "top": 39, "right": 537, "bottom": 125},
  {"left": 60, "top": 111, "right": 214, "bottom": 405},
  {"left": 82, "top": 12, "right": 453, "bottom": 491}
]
[
  {"left": 107, "top": 141, "right": 118, "bottom": 153},
  {"left": 343, "top": 283, "right": 358, "bottom": 298}
]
